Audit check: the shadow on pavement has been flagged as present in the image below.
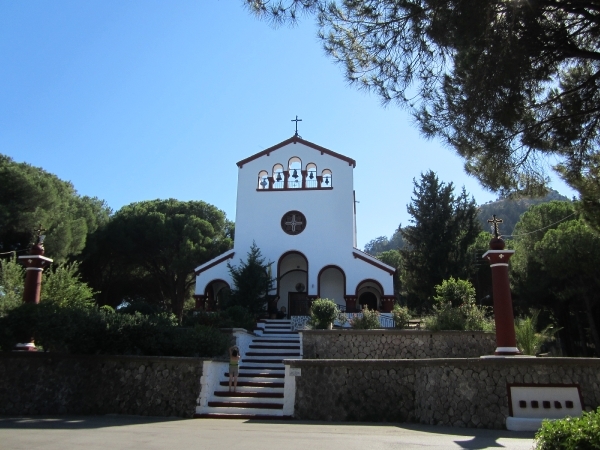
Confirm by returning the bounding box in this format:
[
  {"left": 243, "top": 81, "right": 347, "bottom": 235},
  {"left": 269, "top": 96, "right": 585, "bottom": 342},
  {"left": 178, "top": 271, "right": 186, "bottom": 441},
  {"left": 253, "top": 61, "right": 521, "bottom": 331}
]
[
  {"left": 244, "top": 419, "right": 536, "bottom": 449},
  {"left": 0, "top": 415, "right": 184, "bottom": 430}
]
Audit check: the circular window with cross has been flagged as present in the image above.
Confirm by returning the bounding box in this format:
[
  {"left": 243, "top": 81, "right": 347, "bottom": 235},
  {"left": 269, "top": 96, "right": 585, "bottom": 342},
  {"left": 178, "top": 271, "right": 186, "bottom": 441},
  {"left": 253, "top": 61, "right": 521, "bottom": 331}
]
[{"left": 281, "top": 210, "right": 306, "bottom": 235}]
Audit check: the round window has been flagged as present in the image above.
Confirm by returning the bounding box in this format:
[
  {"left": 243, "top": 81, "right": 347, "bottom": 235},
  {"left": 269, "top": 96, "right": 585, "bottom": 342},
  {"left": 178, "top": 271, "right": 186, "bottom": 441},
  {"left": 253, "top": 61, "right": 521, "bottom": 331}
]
[{"left": 281, "top": 210, "right": 306, "bottom": 235}]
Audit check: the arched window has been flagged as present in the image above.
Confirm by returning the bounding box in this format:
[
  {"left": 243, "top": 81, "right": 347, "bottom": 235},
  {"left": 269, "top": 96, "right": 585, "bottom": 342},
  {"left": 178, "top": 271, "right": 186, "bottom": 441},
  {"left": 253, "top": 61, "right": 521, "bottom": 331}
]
[
  {"left": 306, "top": 163, "right": 317, "bottom": 188},
  {"left": 272, "top": 164, "right": 284, "bottom": 189},
  {"left": 257, "top": 170, "right": 269, "bottom": 190},
  {"left": 321, "top": 169, "right": 332, "bottom": 187},
  {"left": 288, "top": 157, "right": 302, "bottom": 189}
]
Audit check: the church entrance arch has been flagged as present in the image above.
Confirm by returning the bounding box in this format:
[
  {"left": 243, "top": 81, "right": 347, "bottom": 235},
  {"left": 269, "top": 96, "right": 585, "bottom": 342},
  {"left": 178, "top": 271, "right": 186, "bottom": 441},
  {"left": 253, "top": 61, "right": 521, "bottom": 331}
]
[
  {"left": 278, "top": 251, "right": 308, "bottom": 317},
  {"left": 356, "top": 279, "right": 384, "bottom": 312},
  {"left": 204, "top": 279, "right": 231, "bottom": 311}
]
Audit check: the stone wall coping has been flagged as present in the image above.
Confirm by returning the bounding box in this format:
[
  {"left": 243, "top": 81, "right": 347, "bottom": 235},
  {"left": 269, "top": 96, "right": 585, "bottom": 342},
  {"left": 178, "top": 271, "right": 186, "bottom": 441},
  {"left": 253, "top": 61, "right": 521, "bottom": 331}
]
[
  {"left": 285, "top": 357, "right": 600, "bottom": 367},
  {"left": 299, "top": 329, "right": 494, "bottom": 336},
  {"left": 219, "top": 328, "right": 252, "bottom": 334},
  {"left": 0, "top": 352, "right": 212, "bottom": 364}
]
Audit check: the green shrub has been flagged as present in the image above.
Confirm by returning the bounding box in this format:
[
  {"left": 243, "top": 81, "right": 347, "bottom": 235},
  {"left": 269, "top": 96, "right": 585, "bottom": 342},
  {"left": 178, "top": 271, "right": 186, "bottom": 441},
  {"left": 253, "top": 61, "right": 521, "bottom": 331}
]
[
  {"left": 41, "top": 262, "right": 96, "bottom": 308},
  {"left": 423, "top": 301, "right": 494, "bottom": 331},
  {"left": 182, "top": 306, "right": 255, "bottom": 331},
  {"left": 351, "top": 306, "right": 381, "bottom": 329},
  {"left": 392, "top": 304, "right": 411, "bottom": 329},
  {"left": 0, "top": 256, "right": 24, "bottom": 317},
  {"left": 309, "top": 298, "right": 339, "bottom": 329},
  {"left": 534, "top": 407, "right": 600, "bottom": 449},
  {"left": 515, "top": 309, "right": 559, "bottom": 355},
  {"left": 0, "top": 302, "right": 228, "bottom": 357},
  {"left": 433, "top": 277, "right": 475, "bottom": 307},
  {"left": 423, "top": 278, "right": 494, "bottom": 331}
]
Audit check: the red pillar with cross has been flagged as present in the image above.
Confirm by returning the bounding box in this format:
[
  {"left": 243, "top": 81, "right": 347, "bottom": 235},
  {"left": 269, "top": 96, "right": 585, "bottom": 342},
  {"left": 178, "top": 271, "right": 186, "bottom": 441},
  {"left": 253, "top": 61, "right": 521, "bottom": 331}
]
[
  {"left": 482, "top": 215, "right": 520, "bottom": 356},
  {"left": 16, "top": 225, "right": 53, "bottom": 351}
]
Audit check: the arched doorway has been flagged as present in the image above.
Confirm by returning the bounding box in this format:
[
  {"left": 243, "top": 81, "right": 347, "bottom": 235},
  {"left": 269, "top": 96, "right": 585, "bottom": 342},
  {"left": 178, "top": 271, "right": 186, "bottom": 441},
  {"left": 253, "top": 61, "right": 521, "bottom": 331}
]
[
  {"left": 356, "top": 279, "right": 384, "bottom": 312},
  {"left": 278, "top": 251, "right": 308, "bottom": 316},
  {"left": 318, "top": 265, "right": 346, "bottom": 308},
  {"left": 204, "top": 279, "right": 231, "bottom": 311},
  {"left": 359, "top": 292, "right": 378, "bottom": 311}
]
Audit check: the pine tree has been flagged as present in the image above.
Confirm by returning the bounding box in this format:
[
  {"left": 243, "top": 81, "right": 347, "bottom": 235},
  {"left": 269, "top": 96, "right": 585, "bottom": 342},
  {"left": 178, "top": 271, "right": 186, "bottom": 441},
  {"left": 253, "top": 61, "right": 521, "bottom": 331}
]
[
  {"left": 401, "top": 171, "right": 480, "bottom": 313},
  {"left": 227, "top": 243, "right": 273, "bottom": 315}
]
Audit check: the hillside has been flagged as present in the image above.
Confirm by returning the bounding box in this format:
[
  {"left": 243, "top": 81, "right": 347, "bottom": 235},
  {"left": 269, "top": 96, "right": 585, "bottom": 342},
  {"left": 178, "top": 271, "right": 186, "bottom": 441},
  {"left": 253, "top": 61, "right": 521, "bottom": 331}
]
[{"left": 477, "top": 189, "right": 570, "bottom": 237}]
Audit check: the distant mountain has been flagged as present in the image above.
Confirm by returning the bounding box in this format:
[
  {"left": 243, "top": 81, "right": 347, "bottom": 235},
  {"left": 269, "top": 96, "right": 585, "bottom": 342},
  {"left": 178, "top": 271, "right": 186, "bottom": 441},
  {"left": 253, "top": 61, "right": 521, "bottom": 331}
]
[{"left": 477, "top": 189, "right": 570, "bottom": 237}]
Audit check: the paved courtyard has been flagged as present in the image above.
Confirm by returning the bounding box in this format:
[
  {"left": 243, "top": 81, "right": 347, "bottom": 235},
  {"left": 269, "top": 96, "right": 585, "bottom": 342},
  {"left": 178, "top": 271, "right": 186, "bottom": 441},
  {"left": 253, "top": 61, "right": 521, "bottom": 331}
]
[{"left": 0, "top": 416, "right": 536, "bottom": 450}]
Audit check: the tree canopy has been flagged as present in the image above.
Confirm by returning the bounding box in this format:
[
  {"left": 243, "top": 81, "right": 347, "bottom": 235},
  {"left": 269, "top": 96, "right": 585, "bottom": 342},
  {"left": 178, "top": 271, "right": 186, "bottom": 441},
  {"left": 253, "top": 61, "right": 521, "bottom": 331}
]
[
  {"left": 364, "top": 227, "right": 404, "bottom": 255},
  {"left": 246, "top": 0, "right": 600, "bottom": 205},
  {"left": 0, "top": 154, "right": 110, "bottom": 262},
  {"left": 400, "top": 170, "right": 480, "bottom": 312},
  {"left": 510, "top": 201, "right": 600, "bottom": 356},
  {"left": 79, "top": 199, "right": 233, "bottom": 321}
]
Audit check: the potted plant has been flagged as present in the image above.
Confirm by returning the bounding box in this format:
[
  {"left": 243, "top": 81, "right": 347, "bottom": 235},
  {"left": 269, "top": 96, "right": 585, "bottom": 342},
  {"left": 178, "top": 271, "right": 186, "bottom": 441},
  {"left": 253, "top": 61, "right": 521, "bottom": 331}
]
[{"left": 309, "top": 298, "right": 340, "bottom": 329}]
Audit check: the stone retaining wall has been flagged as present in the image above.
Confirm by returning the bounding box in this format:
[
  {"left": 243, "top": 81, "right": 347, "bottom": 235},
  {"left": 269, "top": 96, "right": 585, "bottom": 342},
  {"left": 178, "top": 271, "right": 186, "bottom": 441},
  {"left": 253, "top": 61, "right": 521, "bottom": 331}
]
[
  {"left": 0, "top": 352, "right": 205, "bottom": 417},
  {"left": 288, "top": 358, "right": 600, "bottom": 428},
  {"left": 301, "top": 329, "right": 497, "bottom": 359}
]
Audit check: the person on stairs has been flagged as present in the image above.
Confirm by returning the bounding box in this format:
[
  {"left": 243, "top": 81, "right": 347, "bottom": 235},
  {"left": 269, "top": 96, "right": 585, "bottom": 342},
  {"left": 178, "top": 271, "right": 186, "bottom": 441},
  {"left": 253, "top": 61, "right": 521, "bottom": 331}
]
[{"left": 229, "top": 346, "right": 241, "bottom": 392}]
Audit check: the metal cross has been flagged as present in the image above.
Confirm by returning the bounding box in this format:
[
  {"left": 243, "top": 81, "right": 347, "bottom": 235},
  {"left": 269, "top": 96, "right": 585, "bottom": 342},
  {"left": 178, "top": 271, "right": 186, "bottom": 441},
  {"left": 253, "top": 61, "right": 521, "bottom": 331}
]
[
  {"left": 34, "top": 223, "right": 47, "bottom": 244},
  {"left": 487, "top": 215, "right": 503, "bottom": 238},
  {"left": 285, "top": 214, "right": 303, "bottom": 232},
  {"left": 291, "top": 115, "right": 302, "bottom": 137}
]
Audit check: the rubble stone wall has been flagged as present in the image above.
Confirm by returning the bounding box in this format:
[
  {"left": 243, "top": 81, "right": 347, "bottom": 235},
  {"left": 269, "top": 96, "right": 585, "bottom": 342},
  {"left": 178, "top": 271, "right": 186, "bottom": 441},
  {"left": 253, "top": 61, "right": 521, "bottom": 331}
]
[
  {"left": 0, "top": 352, "right": 205, "bottom": 417},
  {"left": 301, "top": 330, "right": 497, "bottom": 359},
  {"left": 289, "top": 358, "right": 600, "bottom": 428}
]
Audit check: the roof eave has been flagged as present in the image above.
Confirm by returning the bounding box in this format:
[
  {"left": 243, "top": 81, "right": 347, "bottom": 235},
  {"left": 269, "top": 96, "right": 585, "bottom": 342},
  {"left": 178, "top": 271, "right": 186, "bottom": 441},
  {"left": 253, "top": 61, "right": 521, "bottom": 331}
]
[{"left": 237, "top": 136, "right": 356, "bottom": 168}]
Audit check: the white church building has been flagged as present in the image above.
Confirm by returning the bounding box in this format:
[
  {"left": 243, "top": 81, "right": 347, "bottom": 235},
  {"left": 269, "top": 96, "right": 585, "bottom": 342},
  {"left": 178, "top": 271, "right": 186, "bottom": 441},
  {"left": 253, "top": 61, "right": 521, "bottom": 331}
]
[{"left": 193, "top": 135, "right": 395, "bottom": 316}]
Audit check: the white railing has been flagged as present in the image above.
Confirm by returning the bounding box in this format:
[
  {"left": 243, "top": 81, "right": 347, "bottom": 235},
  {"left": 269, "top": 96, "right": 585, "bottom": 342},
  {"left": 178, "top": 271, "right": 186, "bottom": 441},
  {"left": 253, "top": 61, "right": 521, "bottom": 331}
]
[{"left": 291, "top": 313, "right": 396, "bottom": 329}]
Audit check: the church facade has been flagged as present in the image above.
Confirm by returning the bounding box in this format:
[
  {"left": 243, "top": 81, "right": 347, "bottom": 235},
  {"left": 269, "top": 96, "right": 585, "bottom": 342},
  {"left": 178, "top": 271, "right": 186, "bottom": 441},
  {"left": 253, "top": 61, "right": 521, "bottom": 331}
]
[{"left": 194, "top": 135, "right": 395, "bottom": 316}]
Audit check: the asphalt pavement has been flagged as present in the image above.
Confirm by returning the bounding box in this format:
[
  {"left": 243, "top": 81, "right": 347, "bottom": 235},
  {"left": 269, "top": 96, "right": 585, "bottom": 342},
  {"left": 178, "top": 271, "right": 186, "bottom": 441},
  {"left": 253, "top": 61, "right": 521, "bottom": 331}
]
[{"left": 0, "top": 416, "right": 536, "bottom": 450}]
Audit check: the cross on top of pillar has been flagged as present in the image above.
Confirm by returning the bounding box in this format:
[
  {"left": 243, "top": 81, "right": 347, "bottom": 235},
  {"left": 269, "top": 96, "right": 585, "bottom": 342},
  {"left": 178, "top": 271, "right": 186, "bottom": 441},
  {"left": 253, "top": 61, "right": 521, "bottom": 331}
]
[
  {"left": 34, "top": 223, "right": 47, "bottom": 244},
  {"left": 487, "top": 215, "right": 503, "bottom": 238}
]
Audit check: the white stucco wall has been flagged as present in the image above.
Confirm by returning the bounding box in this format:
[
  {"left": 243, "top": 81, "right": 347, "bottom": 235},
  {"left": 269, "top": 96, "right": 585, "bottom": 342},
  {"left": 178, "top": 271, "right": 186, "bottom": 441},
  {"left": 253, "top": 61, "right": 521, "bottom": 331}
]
[{"left": 195, "top": 138, "right": 394, "bottom": 299}]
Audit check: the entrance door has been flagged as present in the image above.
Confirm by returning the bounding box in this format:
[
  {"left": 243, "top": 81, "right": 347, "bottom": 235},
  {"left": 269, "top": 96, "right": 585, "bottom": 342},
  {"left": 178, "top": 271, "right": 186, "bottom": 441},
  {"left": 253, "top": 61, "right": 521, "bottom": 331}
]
[
  {"left": 288, "top": 292, "right": 309, "bottom": 316},
  {"left": 359, "top": 292, "right": 378, "bottom": 311}
]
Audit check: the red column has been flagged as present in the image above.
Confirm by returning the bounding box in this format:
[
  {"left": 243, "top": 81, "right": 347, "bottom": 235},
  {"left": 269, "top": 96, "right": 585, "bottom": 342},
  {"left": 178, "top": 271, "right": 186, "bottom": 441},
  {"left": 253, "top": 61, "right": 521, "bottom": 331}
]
[
  {"left": 483, "top": 238, "right": 520, "bottom": 355},
  {"left": 18, "top": 244, "right": 52, "bottom": 304},
  {"left": 16, "top": 240, "right": 53, "bottom": 351}
]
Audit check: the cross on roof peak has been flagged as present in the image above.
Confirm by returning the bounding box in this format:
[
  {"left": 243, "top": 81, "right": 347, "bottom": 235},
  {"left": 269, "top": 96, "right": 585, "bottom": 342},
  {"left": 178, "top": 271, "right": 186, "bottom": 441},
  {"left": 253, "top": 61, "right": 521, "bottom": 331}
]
[{"left": 291, "top": 115, "right": 302, "bottom": 138}]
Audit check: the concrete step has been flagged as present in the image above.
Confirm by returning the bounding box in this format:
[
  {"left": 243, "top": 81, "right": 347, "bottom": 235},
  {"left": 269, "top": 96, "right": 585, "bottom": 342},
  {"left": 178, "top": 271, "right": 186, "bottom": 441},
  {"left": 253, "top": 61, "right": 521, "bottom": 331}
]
[
  {"left": 194, "top": 413, "right": 292, "bottom": 420},
  {"left": 262, "top": 330, "right": 297, "bottom": 334},
  {"left": 219, "top": 380, "right": 284, "bottom": 388},
  {"left": 239, "top": 364, "right": 285, "bottom": 370},
  {"left": 252, "top": 339, "right": 300, "bottom": 344},
  {"left": 214, "top": 391, "right": 283, "bottom": 399},
  {"left": 196, "top": 406, "right": 287, "bottom": 416},
  {"left": 208, "top": 401, "right": 283, "bottom": 409},
  {"left": 249, "top": 345, "right": 300, "bottom": 350},
  {"left": 246, "top": 352, "right": 301, "bottom": 357},
  {"left": 224, "top": 372, "right": 284, "bottom": 378},
  {"left": 258, "top": 320, "right": 291, "bottom": 324}
]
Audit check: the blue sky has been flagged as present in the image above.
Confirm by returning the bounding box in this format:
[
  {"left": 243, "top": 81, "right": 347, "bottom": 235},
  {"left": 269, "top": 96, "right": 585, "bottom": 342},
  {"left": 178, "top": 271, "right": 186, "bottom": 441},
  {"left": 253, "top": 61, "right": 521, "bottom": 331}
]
[{"left": 0, "top": 1, "right": 575, "bottom": 249}]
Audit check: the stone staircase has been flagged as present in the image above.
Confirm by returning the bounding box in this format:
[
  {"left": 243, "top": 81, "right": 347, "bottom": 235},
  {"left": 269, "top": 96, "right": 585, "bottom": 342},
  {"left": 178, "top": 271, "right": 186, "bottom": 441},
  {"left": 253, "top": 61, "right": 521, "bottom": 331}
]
[{"left": 195, "top": 319, "right": 300, "bottom": 419}]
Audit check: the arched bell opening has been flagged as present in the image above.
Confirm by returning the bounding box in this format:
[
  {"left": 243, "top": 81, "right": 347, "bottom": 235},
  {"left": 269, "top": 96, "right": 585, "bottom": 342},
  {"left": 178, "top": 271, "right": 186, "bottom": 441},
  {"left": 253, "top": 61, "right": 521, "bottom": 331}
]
[
  {"left": 288, "top": 157, "right": 302, "bottom": 189},
  {"left": 306, "top": 163, "right": 317, "bottom": 188},
  {"left": 273, "top": 163, "right": 284, "bottom": 189},
  {"left": 277, "top": 251, "right": 308, "bottom": 316},
  {"left": 257, "top": 170, "right": 269, "bottom": 190},
  {"left": 321, "top": 169, "right": 332, "bottom": 187}
]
